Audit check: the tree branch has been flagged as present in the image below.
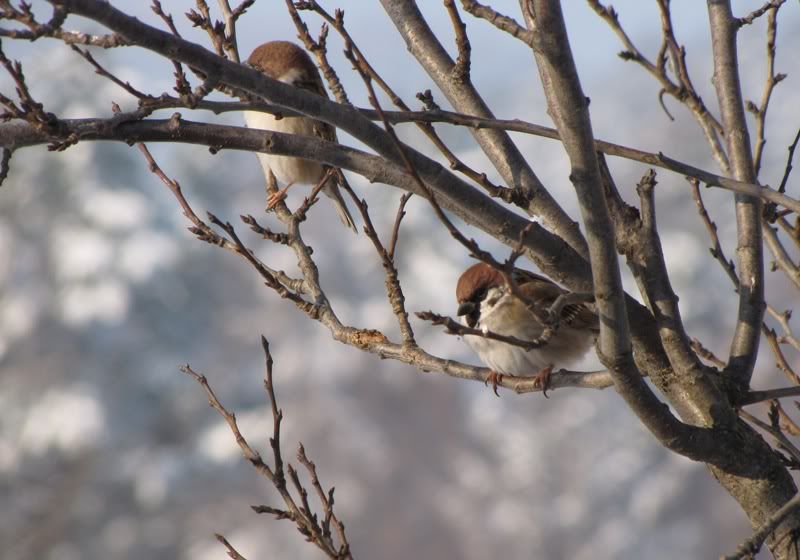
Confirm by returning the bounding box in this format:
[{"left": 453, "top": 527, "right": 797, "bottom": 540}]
[
  {"left": 722, "top": 492, "right": 800, "bottom": 560},
  {"left": 41, "top": 0, "right": 601, "bottom": 293},
  {"left": 181, "top": 336, "right": 352, "bottom": 559},
  {"left": 707, "top": 0, "right": 765, "bottom": 389},
  {"left": 629, "top": 170, "right": 706, "bottom": 379},
  {"left": 459, "top": 0, "right": 534, "bottom": 44},
  {"left": 521, "top": 0, "right": 713, "bottom": 454},
  {"left": 588, "top": 0, "right": 730, "bottom": 172},
  {"left": 380, "top": 0, "right": 589, "bottom": 259}
]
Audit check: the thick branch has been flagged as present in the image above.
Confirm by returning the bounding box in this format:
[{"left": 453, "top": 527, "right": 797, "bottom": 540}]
[
  {"left": 631, "top": 171, "right": 706, "bottom": 378},
  {"left": 379, "top": 0, "right": 589, "bottom": 259},
  {"left": 51, "top": 92, "right": 797, "bottom": 213},
  {"left": 40, "top": 0, "right": 600, "bottom": 294},
  {"left": 707, "top": 0, "right": 765, "bottom": 389},
  {"left": 1, "top": 115, "right": 592, "bottom": 290},
  {"left": 517, "top": 0, "right": 746, "bottom": 463}
]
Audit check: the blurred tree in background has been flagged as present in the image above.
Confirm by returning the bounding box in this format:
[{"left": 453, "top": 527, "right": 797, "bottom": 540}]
[{"left": 2, "top": 1, "right": 800, "bottom": 558}]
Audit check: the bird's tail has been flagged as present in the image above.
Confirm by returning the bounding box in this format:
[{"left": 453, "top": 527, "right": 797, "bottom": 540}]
[{"left": 325, "top": 170, "right": 358, "bottom": 233}]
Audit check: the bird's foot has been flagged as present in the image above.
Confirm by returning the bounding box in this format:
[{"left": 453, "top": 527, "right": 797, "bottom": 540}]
[
  {"left": 484, "top": 371, "right": 504, "bottom": 397},
  {"left": 533, "top": 364, "right": 554, "bottom": 398},
  {"left": 267, "top": 181, "right": 296, "bottom": 210}
]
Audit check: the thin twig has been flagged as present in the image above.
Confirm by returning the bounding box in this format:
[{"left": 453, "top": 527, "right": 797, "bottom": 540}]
[
  {"left": 297, "top": 444, "right": 350, "bottom": 556},
  {"left": 9, "top": 79, "right": 795, "bottom": 213},
  {"left": 150, "top": 1, "right": 194, "bottom": 100},
  {"left": 70, "top": 44, "right": 150, "bottom": 100},
  {"left": 347, "top": 188, "right": 417, "bottom": 346},
  {"left": 773, "top": 400, "right": 800, "bottom": 436},
  {"left": 588, "top": 0, "right": 729, "bottom": 172},
  {"left": 444, "top": 0, "right": 471, "bottom": 81},
  {"left": 343, "top": 40, "right": 517, "bottom": 297},
  {"left": 186, "top": 0, "right": 226, "bottom": 58},
  {"left": 736, "top": 0, "right": 786, "bottom": 27},
  {"left": 740, "top": 387, "right": 800, "bottom": 406},
  {"left": 388, "top": 192, "right": 412, "bottom": 261},
  {"left": 0, "top": 43, "right": 59, "bottom": 133},
  {"left": 296, "top": 1, "right": 512, "bottom": 202},
  {"left": 748, "top": 3, "right": 787, "bottom": 176},
  {"left": 216, "top": 0, "right": 242, "bottom": 62},
  {"left": 215, "top": 534, "right": 249, "bottom": 560},
  {"left": 777, "top": 128, "right": 800, "bottom": 195},
  {"left": 182, "top": 337, "right": 352, "bottom": 559},
  {"left": 764, "top": 327, "right": 800, "bottom": 386},
  {"left": 690, "top": 178, "right": 739, "bottom": 287},
  {"left": 136, "top": 140, "right": 220, "bottom": 239},
  {"left": 415, "top": 310, "right": 547, "bottom": 351},
  {"left": 766, "top": 306, "right": 800, "bottom": 352},
  {"left": 286, "top": 2, "right": 351, "bottom": 105},
  {"left": 739, "top": 409, "right": 800, "bottom": 465},
  {"left": 690, "top": 337, "right": 726, "bottom": 369},
  {"left": 691, "top": 176, "right": 800, "bottom": 391},
  {"left": 721, "top": 492, "right": 800, "bottom": 560},
  {"left": 459, "top": 0, "right": 534, "bottom": 45},
  {"left": 135, "top": 138, "right": 306, "bottom": 297}
]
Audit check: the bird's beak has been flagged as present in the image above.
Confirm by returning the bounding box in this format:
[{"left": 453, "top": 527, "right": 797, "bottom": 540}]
[{"left": 457, "top": 302, "right": 476, "bottom": 317}]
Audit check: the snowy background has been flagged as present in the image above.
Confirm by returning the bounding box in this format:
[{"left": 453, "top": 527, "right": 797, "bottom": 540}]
[{"left": 2, "top": 1, "right": 800, "bottom": 558}]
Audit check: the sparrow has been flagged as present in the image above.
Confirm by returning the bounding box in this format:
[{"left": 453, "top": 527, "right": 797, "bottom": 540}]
[
  {"left": 456, "top": 262, "right": 598, "bottom": 395},
  {"left": 243, "top": 40, "right": 357, "bottom": 232}
]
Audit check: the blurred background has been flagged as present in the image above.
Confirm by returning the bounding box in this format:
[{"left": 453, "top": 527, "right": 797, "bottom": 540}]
[{"left": 2, "top": 1, "right": 800, "bottom": 558}]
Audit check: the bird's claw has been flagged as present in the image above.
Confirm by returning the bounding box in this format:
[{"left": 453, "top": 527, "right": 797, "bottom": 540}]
[
  {"left": 266, "top": 181, "right": 295, "bottom": 210},
  {"left": 533, "top": 365, "right": 554, "bottom": 398},
  {"left": 485, "top": 371, "right": 503, "bottom": 397}
]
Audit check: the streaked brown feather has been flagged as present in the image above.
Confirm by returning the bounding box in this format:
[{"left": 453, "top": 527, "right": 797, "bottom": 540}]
[
  {"left": 245, "top": 41, "right": 357, "bottom": 231},
  {"left": 247, "top": 41, "right": 325, "bottom": 93},
  {"left": 456, "top": 262, "right": 504, "bottom": 303},
  {"left": 247, "top": 41, "right": 335, "bottom": 143},
  {"left": 456, "top": 262, "right": 598, "bottom": 331}
]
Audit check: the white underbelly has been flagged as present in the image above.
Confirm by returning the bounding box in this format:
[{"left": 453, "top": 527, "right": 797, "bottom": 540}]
[
  {"left": 243, "top": 110, "right": 325, "bottom": 186},
  {"left": 463, "top": 313, "right": 593, "bottom": 375}
]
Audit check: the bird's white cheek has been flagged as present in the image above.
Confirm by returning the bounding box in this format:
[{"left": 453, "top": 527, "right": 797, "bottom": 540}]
[{"left": 277, "top": 67, "right": 305, "bottom": 85}]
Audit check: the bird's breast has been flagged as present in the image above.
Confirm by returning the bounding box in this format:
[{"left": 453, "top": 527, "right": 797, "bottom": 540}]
[{"left": 243, "top": 111, "right": 325, "bottom": 185}]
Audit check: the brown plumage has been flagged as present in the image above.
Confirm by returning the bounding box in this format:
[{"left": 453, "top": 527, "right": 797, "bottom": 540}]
[
  {"left": 244, "top": 41, "right": 356, "bottom": 232},
  {"left": 248, "top": 41, "right": 325, "bottom": 92},
  {"left": 455, "top": 262, "right": 598, "bottom": 394},
  {"left": 456, "top": 263, "right": 597, "bottom": 331}
]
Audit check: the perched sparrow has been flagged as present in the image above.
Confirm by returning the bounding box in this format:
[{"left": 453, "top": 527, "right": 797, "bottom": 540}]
[
  {"left": 243, "top": 40, "right": 357, "bottom": 232},
  {"left": 456, "top": 262, "right": 598, "bottom": 395}
]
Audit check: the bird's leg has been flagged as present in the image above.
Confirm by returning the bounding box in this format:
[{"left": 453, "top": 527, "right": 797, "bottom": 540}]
[
  {"left": 532, "top": 364, "right": 554, "bottom": 398},
  {"left": 485, "top": 371, "right": 504, "bottom": 397},
  {"left": 267, "top": 181, "right": 296, "bottom": 210}
]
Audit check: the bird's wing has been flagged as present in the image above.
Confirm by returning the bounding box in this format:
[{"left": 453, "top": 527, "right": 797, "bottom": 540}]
[{"left": 517, "top": 272, "right": 599, "bottom": 332}]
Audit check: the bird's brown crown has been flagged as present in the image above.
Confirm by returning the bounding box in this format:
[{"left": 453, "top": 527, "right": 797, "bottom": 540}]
[
  {"left": 456, "top": 263, "right": 505, "bottom": 303},
  {"left": 247, "top": 41, "right": 319, "bottom": 81}
]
